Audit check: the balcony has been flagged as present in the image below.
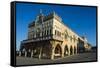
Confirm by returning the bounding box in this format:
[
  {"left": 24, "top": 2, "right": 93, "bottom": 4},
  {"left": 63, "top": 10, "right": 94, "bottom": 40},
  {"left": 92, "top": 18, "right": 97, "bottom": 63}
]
[
  {"left": 52, "top": 35, "right": 63, "bottom": 41},
  {"left": 21, "top": 34, "right": 63, "bottom": 44},
  {"left": 21, "top": 35, "right": 52, "bottom": 44}
]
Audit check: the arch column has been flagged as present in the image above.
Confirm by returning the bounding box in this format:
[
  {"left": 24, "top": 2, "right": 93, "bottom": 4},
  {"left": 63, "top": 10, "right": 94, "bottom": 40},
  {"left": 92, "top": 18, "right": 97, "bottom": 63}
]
[
  {"left": 75, "top": 46, "right": 77, "bottom": 54},
  {"left": 51, "top": 46, "right": 54, "bottom": 60},
  {"left": 31, "top": 50, "right": 33, "bottom": 58},
  {"left": 39, "top": 46, "right": 42, "bottom": 59},
  {"left": 64, "top": 45, "right": 69, "bottom": 56},
  {"left": 68, "top": 46, "right": 70, "bottom": 56},
  {"left": 50, "top": 41, "right": 55, "bottom": 60},
  {"left": 72, "top": 46, "right": 74, "bottom": 55},
  {"left": 25, "top": 51, "right": 27, "bottom": 57},
  {"left": 19, "top": 51, "right": 21, "bottom": 56},
  {"left": 61, "top": 47, "right": 64, "bottom": 58}
]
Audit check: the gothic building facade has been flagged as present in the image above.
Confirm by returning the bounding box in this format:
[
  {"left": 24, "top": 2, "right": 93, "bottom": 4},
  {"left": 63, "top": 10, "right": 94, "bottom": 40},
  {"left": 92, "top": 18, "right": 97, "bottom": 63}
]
[{"left": 19, "top": 11, "right": 91, "bottom": 59}]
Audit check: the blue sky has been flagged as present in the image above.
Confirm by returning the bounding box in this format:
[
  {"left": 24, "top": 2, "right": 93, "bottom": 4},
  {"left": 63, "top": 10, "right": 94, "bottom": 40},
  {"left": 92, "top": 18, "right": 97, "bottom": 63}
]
[{"left": 16, "top": 3, "right": 97, "bottom": 50}]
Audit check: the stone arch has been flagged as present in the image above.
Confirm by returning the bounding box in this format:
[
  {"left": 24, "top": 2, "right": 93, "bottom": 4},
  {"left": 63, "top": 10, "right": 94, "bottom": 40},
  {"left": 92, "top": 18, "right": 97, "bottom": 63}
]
[
  {"left": 54, "top": 44, "right": 62, "bottom": 57},
  {"left": 64, "top": 45, "right": 69, "bottom": 56},
  {"left": 27, "top": 49, "right": 32, "bottom": 57},
  {"left": 22, "top": 48, "right": 25, "bottom": 53},
  {"left": 22, "top": 48, "right": 26, "bottom": 52},
  {"left": 42, "top": 43, "right": 52, "bottom": 59},
  {"left": 77, "top": 38, "right": 85, "bottom": 53},
  {"left": 70, "top": 46, "right": 73, "bottom": 55}
]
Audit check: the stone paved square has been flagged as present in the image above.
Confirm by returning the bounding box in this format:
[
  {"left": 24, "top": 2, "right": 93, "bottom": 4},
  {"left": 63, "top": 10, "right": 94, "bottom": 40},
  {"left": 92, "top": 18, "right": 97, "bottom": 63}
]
[{"left": 16, "top": 52, "right": 97, "bottom": 66}]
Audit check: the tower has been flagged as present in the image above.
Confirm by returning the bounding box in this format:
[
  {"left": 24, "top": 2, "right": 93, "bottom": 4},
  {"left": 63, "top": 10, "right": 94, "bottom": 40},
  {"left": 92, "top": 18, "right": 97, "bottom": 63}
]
[{"left": 35, "top": 9, "right": 44, "bottom": 24}]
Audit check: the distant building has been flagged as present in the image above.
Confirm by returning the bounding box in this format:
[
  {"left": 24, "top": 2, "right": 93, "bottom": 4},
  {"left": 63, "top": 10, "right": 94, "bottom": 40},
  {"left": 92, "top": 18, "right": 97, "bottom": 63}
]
[{"left": 19, "top": 10, "right": 91, "bottom": 59}]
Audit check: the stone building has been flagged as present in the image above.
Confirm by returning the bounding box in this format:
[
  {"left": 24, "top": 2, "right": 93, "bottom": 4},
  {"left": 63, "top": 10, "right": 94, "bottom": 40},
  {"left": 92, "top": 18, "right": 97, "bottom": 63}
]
[{"left": 19, "top": 11, "right": 91, "bottom": 59}]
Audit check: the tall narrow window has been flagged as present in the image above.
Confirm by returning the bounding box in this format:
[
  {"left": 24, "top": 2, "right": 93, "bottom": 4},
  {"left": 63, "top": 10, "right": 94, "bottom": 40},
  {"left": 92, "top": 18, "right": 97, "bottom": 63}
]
[
  {"left": 45, "top": 30, "right": 46, "bottom": 36},
  {"left": 47, "top": 30, "right": 48, "bottom": 35},
  {"left": 55, "top": 30, "right": 57, "bottom": 35},
  {"left": 50, "top": 29, "right": 52, "bottom": 35}
]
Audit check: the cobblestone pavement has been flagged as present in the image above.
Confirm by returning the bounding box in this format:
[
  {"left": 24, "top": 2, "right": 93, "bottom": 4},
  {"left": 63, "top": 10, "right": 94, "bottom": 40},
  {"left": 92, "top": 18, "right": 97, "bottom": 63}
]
[{"left": 16, "top": 52, "right": 97, "bottom": 66}]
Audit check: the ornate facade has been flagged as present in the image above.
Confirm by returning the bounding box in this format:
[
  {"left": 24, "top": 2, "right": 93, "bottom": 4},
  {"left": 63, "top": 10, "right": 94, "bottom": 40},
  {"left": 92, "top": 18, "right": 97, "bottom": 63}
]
[{"left": 19, "top": 11, "right": 91, "bottom": 59}]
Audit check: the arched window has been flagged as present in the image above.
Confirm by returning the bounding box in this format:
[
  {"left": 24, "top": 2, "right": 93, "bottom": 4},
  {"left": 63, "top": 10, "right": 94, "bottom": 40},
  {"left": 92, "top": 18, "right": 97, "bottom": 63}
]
[
  {"left": 73, "top": 35, "right": 76, "bottom": 42},
  {"left": 65, "top": 30, "right": 69, "bottom": 39},
  {"left": 49, "top": 28, "right": 52, "bottom": 35}
]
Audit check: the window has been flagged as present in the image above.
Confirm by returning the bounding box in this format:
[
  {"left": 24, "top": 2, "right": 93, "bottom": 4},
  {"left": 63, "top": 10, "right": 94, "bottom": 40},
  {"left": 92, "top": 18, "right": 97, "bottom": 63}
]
[
  {"left": 64, "top": 30, "right": 68, "bottom": 39},
  {"left": 55, "top": 30, "right": 61, "bottom": 37},
  {"left": 49, "top": 29, "right": 52, "bottom": 35},
  {"left": 69, "top": 36, "right": 72, "bottom": 42},
  {"left": 47, "top": 30, "right": 48, "bottom": 35},
  {"left": 47, "top": 22, "right": 49, "bottom": 26},
  {"left": 73, "top": 35, "right": 76, "bottom": 42},
  {"left": 42, "top": 31, "right": 44, "bottom": 36},
  {"left": 65, "top": 34, "right": 67, "bottom": 39},
  {"left": 33, "top": 34, "right": 34, "bottom": 38},
  {"left": 45, "top": 30, "right": 46, "bottom": 36},
  {"left": 55, "top": 30, "right": 57, "bottom": 35},
  {"left": 28, "top": 33, "right": 33, "bottom": 39},
  {"left": 71, "top": 36, "right": 73, "bottom": 42},
  {"left": 58, "top": 31, "right": 61, "bottom": 37}
]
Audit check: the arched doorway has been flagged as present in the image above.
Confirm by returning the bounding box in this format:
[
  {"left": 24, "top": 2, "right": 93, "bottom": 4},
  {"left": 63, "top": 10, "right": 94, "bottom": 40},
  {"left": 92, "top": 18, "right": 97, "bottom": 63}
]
[
  {"left": 27, "top": 49, "right": 31, "bottom": 57},
  {"left": 77, "top": 38, "right": 85, "bottom": 53},
  {"left": 70, "top": 46, "right": 73, "bottom": 55},
  {"left": 54, "top": 44, "right": 62, "bottom": 58},
  {"left": 42, "top": 43, "right": 51, "bottom": 59},
  {"left": 64, "top": 45, "right": 69, "bottom": 56},
  {"left": 21, "top": 48, "right": 26, "bottom": 57}
]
